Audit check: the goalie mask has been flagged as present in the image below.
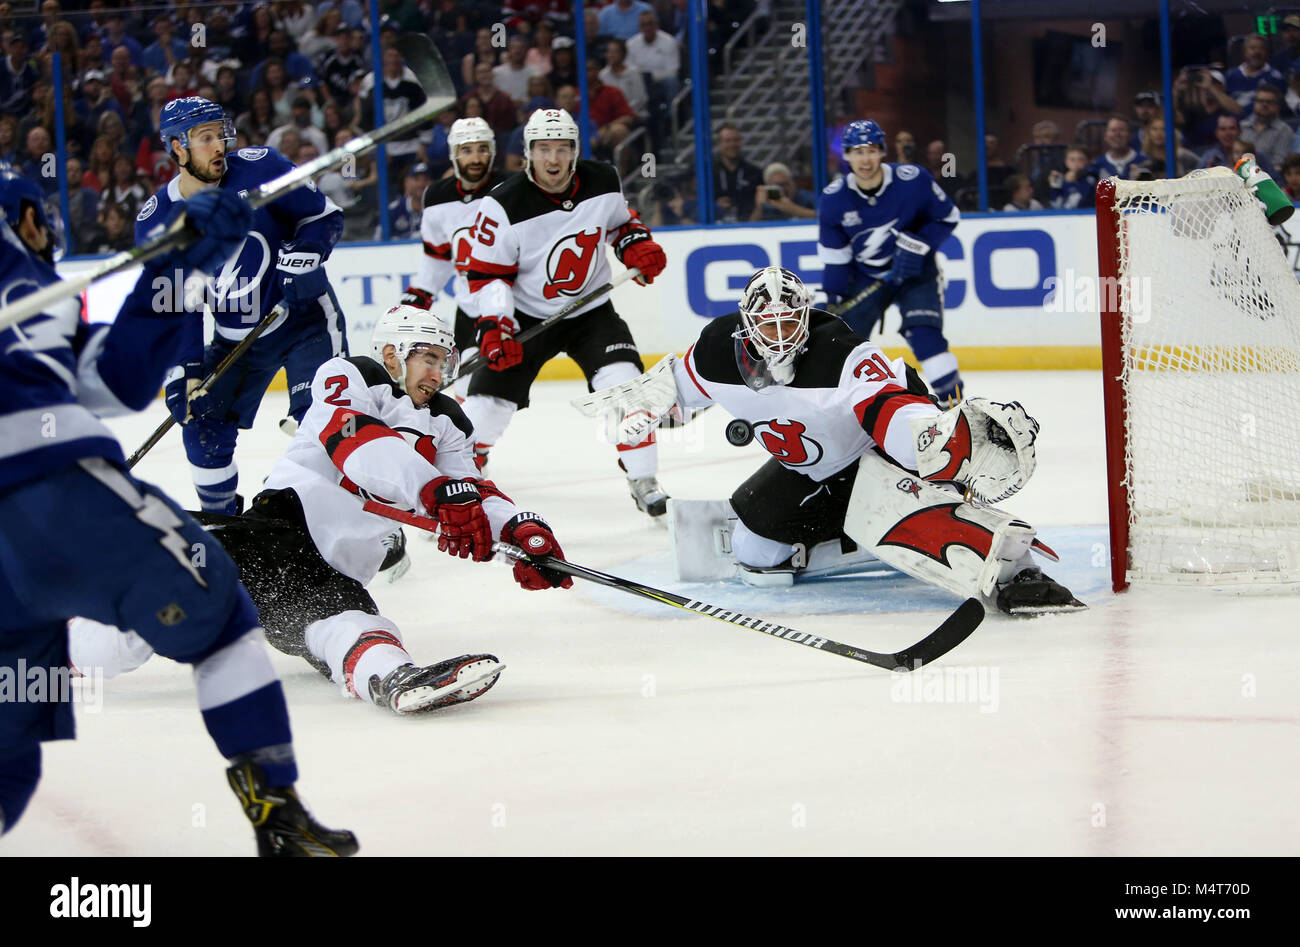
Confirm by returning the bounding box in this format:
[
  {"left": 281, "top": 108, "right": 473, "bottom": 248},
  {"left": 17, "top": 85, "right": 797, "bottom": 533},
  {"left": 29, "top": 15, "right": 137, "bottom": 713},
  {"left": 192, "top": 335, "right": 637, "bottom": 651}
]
[
  {"left": 371, "top": 304, "right": 458, "bottom": 384},
  {"left": 448, "top": 117, "right": 496, "bottom": 188},
  {"left": 733, "top": 266, "right": 812, "bottom": 388}
]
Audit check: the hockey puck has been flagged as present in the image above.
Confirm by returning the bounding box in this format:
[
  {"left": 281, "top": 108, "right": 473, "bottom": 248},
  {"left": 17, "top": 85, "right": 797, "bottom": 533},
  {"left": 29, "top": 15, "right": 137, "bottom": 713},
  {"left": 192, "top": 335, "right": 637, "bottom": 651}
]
[{"left": 725, "top": 419, "right": 754, "bottom": 446}]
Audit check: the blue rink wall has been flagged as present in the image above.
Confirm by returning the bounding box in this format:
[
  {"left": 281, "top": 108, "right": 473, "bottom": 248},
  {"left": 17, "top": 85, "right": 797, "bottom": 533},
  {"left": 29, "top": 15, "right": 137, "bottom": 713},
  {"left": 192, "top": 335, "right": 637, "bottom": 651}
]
[{"left": 67, "top": 208, "right": 1300, "bottom": 386}]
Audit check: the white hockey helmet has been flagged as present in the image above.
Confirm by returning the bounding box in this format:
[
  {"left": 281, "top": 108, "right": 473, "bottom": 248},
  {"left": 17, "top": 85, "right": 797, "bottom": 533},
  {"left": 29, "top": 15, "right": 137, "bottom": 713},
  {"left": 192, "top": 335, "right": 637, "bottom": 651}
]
[
  {"left": 734, "top": 266, "right": 813, "bottom": 385},
  {"left": 448, "top": 116, "right": 496, "bottom": 187},
  {"left": 371, "top": 304, "right": 458, "bottom": 383},
  {"left": 523, "top": 107, "right": 579, "bottom": 186}
]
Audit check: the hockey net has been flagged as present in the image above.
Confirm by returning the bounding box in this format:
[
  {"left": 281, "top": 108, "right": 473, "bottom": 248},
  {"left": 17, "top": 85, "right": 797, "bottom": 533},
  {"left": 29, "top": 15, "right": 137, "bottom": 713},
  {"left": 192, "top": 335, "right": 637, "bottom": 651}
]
[{"left": 1097, "top": 167, "right": 1300, "bottom": 591}]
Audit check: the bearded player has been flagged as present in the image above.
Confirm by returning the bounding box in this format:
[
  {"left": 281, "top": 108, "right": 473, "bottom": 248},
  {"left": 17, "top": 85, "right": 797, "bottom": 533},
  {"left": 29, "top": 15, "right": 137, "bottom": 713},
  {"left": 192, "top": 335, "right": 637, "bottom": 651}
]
[
  {"left": 137, "top": 97, "right": 346, "bottom": 514},
  {"left": 576, "top": 266, "right": 1084, "bottom": 614},
  {"left": 461, "top": 107, "right": 670, "bottom": 517},
  {"left": 400, "top": 117, "right": 510, "bottom": 405}
]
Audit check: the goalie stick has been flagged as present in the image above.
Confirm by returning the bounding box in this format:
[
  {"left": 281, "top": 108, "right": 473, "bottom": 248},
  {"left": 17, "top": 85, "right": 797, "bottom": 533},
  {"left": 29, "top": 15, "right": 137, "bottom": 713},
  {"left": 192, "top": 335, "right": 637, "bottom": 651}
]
[
  {"left": 125, "top": 303, "right": 286, "bottom": 468},
  {"left": 438, "top": 267, "right": 641, "bottom": 392},
  {"left": 361, "top": 500, "right": 985, "bottom": 671},
  {"left": 0, "top": 34, "right": 455, "bottom": 333}
]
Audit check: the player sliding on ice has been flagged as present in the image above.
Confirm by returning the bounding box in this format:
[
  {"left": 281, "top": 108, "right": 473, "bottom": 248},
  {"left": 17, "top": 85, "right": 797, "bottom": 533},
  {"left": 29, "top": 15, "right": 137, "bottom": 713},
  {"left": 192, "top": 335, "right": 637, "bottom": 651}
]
[
  {"left": 70, "top": 305, "right": 574, "bottom": 715},
  {"left": 0, "top": 168, "right": 357, "bottom": 855},
  {"left": 575, "top": 265, "right": 1084, "bottom": 615},
  {"left": 459, "top": 107, "right": 670, "bottom": 518}
]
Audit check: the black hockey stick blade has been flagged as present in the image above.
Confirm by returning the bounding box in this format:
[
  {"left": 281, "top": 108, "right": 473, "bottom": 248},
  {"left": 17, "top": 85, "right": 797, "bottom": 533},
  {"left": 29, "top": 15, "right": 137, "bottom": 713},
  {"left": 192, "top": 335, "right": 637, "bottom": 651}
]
[
  {"left": 393, "top": 33, "right": 456, "bottom": 104},
  {"left": 885, "top": 597, "right": 985, "bottom": 670}
]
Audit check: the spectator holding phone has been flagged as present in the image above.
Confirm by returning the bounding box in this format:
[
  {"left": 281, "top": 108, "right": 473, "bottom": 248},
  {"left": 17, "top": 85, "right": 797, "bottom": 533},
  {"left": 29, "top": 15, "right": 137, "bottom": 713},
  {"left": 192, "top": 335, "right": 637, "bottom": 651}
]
[
  {"left": 750, "top": 162, "right": 816, "bottom": 221},
  {"left": 1174, "top": 67, "right": 1242, "bottom": 149}
]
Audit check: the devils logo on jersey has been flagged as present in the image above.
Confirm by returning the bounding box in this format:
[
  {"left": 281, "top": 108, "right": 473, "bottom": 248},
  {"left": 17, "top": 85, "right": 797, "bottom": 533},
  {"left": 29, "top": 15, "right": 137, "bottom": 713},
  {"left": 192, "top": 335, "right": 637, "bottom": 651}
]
[
  {"left": 878, "top": 502, "right": 994, "bottom": 566},
  {"left": 450, "top": 225, "right": 475, "bottom": 274},
  {"left": 544, "top": 228, "right": 602, "bottom": 299},
  {"left": 754, "top": 418, "right": 824, "bottom": 467}
]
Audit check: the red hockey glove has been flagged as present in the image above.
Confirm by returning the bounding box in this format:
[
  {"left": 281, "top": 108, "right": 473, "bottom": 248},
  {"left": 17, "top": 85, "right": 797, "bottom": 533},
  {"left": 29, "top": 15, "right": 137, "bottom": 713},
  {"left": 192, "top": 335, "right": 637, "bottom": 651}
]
[
  {"left": 619, "top": 237, "right": 666, "bottom": 285},
  {"left": 400, "top": 286, "right": 434, "bottom": 309},
  {"left": 419, "top": 477, "right": 493, "bottom": 561},
  {"left": 476, "top": 317, "right": 524, "bottom": 372},
  {"left": 501, "top": 513, "right": 573, "bottom": 590}
]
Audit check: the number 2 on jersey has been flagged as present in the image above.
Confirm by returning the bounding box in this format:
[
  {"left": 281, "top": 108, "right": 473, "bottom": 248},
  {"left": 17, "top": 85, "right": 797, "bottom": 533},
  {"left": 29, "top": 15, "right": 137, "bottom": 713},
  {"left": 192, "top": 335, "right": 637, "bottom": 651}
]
[{"left": 323, "top": 375, "right": 350, "bottom": 406}]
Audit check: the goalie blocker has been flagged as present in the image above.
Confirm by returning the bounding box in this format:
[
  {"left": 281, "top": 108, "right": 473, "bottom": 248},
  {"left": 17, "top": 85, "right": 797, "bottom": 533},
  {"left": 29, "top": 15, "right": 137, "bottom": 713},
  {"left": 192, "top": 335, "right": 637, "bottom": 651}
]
[{"left": 575, "top": 266, "right": 1083, "bottom": 615}]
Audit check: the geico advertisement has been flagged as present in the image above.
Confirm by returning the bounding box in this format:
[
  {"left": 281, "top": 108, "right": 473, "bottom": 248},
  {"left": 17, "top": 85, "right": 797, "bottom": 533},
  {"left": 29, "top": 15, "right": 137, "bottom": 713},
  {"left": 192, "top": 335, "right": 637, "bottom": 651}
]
[{"left": 60, "top": 212, "right": 1104, "bottom": 355}]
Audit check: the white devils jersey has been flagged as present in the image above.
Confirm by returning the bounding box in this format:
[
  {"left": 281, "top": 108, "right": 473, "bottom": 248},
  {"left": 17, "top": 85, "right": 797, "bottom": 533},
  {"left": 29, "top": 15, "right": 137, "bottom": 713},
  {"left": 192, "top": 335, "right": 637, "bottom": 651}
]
[
  {"left": 262, "top": 355, "right": 520, "bottom": 584},
  {"left": 672, "top": 311, "right": 940, "bottom": 482},
  {"left": 467, "top": 160, "right": 637, "bottom": 326},
  {"left": 412, "top": 171, "right": 510, "bottom": 315}
]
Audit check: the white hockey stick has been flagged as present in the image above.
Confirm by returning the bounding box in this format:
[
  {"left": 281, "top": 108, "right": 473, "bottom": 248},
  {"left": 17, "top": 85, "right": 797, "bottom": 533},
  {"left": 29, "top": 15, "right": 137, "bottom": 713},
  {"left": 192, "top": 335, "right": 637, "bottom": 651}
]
[{"left": 0, "top": 34, "right": 455, "bottom": 334}]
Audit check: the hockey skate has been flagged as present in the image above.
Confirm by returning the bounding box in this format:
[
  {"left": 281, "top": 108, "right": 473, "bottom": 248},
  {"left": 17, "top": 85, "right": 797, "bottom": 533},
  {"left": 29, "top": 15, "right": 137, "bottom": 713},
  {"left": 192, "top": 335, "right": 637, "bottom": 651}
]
[
  {"left": 628, "top": 476, "right": 669, "bottom": 518},
  {"left": 368, "top": 654, "right": 504, "bottom": 715},
  {"left": 226, "top": 756, "right": 359, "bottom": 857},
  {"left": 377, "top": 529, "right": 411, "bottom": 582},
  {"left": 995, "top": 567, "right": 1085, "bottom": 616}
]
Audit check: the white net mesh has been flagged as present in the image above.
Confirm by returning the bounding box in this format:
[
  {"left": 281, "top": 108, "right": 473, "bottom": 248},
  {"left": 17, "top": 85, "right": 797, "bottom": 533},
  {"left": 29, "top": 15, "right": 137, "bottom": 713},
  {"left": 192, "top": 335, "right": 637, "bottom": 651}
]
[{"left": 1109, "top": 167, "right": 1300, "bottom": 584}]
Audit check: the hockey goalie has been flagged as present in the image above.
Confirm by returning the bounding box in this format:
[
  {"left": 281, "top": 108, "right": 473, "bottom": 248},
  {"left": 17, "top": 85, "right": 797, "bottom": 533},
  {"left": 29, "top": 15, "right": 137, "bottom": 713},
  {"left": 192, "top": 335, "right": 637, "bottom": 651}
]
[{"left": 574, "top": 265, "right": 1084, "bottom": 615}]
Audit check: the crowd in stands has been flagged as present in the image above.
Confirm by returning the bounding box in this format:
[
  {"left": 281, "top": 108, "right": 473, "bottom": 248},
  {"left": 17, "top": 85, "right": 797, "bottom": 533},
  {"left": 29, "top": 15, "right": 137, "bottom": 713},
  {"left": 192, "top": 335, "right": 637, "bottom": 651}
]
[
  {"left": 969, "top": 19, "right": 1300, "bottom": 213},
  {"left": 0, "top": 0, "right": 713, "bottom": 253}
]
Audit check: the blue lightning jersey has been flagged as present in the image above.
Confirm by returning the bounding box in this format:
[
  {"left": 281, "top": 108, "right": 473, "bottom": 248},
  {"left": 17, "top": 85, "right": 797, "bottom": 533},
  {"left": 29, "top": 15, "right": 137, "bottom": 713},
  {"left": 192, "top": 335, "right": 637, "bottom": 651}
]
[
  {"left": 817, "top": 164, "right": 960, "bottom": 297},
  {"left": 0, "top": 223, "right": 189, "bottom": 490},
  {"left": 134, "top": 146, "right": 343, "bottom": 348}
]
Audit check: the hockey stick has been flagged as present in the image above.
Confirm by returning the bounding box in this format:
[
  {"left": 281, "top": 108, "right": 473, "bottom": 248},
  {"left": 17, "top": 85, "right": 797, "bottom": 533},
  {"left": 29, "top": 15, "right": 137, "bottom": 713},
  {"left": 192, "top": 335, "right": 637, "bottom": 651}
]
[
  {"left": 439, "top": 267, "right": 641, "bottom": 392},
  {"left": 360, "top": 500, "right": 985, "bottom": 671},
  {"left": 125, "top": 303, "right": 286, "bottom": 468},
  {"left": 827, "top": 280, "right": 883, "bottom": 316},
  {"left": 0, "top": 34, "right": 455, "bottom": 334}
]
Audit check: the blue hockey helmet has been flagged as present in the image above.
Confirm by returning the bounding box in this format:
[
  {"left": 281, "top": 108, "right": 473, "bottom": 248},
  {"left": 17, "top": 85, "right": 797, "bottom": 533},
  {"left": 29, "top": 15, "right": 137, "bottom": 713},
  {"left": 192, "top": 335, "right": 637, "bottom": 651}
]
[
  {"left": 0, "top": 165, "right": 52, "bottom": 233},
  {"left": 159, "top": 96, "right": 236, "bottom": 159},
  {"left": 842, "top": 119, "right": 886, "bottom": 154}
]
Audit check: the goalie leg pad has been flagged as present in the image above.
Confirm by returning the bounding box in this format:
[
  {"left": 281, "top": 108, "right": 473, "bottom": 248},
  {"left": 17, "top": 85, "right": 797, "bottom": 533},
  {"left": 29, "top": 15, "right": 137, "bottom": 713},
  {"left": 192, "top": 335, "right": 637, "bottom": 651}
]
[
  {"left": 843, "top": 452, "right": 1040, "bottom": 605},
  {"left": 669, "top": 498, "right": 740, "bottom": 580}
]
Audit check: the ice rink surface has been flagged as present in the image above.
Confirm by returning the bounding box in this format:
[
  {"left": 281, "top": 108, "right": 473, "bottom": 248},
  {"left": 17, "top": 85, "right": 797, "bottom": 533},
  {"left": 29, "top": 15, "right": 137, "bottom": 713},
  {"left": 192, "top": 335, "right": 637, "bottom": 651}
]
[{"left": 5, "top": 370, "right": 1297, "bottom": 856}]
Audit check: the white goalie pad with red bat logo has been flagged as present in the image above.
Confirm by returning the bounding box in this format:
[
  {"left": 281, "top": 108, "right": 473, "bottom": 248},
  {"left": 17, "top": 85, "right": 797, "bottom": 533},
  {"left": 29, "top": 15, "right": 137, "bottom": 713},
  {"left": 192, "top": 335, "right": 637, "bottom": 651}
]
[{"left": 843, "top": 451, "right": 1043, "bottom": 604}]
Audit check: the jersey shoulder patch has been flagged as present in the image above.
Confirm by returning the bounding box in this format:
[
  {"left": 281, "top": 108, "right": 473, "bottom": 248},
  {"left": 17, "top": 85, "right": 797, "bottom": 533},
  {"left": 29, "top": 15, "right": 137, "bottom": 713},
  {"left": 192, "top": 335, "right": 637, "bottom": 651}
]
[
  {"left": 692, "top": 313, "right": 745, "bottom": 386},
  {"left": 894, "top": 163, "right": 919, "bottom": 181},
  {"left": 789, "top": 311, "right": 866, "bottom": 389},
  {"left": 427, "top": 392, "right": 475, "bottom": 439},
  {"left": 575, "top": 159, "right": 622, "bottom": 198},
  {"left": 345, "top": 355, "right": 403, "bottom": 396},
  {"left": 237, "top": 147, "right": 269, "bottom": 161},
  {"left": 136, "top": 194, "right": 159, "bottom": 222},
  {"left": 423, "top": 176, "right": 463, "bottom": 209}
]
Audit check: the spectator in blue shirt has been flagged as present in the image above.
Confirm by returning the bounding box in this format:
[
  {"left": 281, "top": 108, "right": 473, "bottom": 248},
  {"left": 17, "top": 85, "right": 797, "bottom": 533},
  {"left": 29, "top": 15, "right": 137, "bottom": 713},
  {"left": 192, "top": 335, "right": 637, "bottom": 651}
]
[
  {"left": 1271, "top": 16, "right": 1300, "bottom": 74},
  {"left": 248, "top": 31, "right": 319, "bottom": 91},
  {"left": 1088, "top": 117, "right": 1147, "bottom": 180},
  {"left": 0, "top": 29, "right": 39, "bottom": 116},
  {"left": 599, "top": 0, "right": 655, "bottom": 42},
  {"left": 141, "top": 15, "right": 190, "bottom": 76},
  {"left": 1198, "top": 114, "right": 1245, "bottom": 170},
  {"left": 380, "top": 162, "right": 430, "bottom": 239},
  {"left": 1225, "top": 35, "right": 1286, "bottom": 114},
  {"left": 99, "top": 14, "right": 141, "bottom": 67}
]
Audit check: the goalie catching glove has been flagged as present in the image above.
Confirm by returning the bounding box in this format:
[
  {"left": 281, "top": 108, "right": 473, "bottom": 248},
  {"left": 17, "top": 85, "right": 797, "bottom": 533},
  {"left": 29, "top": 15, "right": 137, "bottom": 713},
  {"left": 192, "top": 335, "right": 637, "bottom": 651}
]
[
  {"left": 420, "top": 477, "right": 493, "bottom": 561},
  {"left": 911, "top": 398, "right": 1039, "bottom": 503},
  {"left": 571, "top": 354, "right": 680, "bottom": 443},
  {"left": 501, "top": 513, "right": 573, "bottom": 590}
]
